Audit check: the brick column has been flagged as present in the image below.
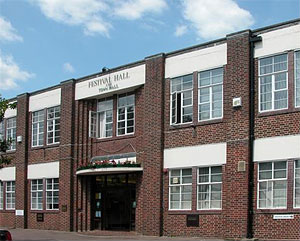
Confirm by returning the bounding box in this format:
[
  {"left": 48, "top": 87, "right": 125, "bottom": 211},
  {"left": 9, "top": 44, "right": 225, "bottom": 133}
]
[
  {"left": 222, "top": 31, "right": 251, "bottom": 239},
  {"left": 136, "top": 54, "right": 165, "bottom": 236},
  {"left": 59, "top": 79, "right": 75, "bottom": 231},
  {"left": 15, "top": 93, "right": 29, "bottom": 228}
]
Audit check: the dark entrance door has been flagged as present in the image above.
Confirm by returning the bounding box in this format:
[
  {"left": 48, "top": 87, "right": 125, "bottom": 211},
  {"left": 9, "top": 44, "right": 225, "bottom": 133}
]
[{"left": 92, "top": 173, "right": 137, "bottom": 231}]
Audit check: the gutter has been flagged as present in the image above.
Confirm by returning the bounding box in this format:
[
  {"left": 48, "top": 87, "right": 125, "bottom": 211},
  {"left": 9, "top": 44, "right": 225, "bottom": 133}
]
[{"left": 247, "top": 34, "right": 262, "bottom": 239}]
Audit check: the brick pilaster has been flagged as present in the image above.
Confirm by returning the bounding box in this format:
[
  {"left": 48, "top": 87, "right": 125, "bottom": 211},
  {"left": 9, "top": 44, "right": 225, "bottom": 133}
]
[
  {"left": 15, "top": 93, "right": 29, "bottom": 228},
  {"left": 59, "top": 79, "right": 75, "bottom": 231}
]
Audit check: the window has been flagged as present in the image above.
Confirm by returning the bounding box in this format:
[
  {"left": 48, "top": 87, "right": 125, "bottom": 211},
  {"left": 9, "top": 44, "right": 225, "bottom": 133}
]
[
  {"left": 31, "top": 180, "right": 43, "bottom": 210},
  {"left": 32, "top": 110, "right": 44, "bottom": 147},
  {"left": 170, "top": 75, "right": 193, "bottom": 124},
  {"left": 0, "top": 122, "right": 4, "bottom": 141},
  {"left": 259, "top": 54, "right": 288, "bottom": 112},
  {"left": 6, "top": 181, "right": 15, "bottom": 210},
  {"left": 198, "top": 68, "right": 223, "bottom": 121},
  {"left": 47, "top": 106, "right": 60, "bottom": 144},
  {"left": 197, "top": 166, "right": 222, "bottom": 210},
  {"left": 169, "top": 169, "right": 192, "bottom": 210},
  {"left": 258, "top": 161, "right": 287, "bottom": 209},
  {"left": 294, "top": 160, "right": 300, "bottom": 208},
  {"left": 295, "top": 51, "right": 300, "bottom": 107},
  {"left": 117, "top": 95, "right": 135, "bottom": 135},
  {"left": 46, "top": 178, "right": 59, "bottom": 210},
  {"left": 6, "top": 117, "right": 16, "bottom": 151},
  {"left": 0, "top": 182, "right": 3, "bottom": 210}
]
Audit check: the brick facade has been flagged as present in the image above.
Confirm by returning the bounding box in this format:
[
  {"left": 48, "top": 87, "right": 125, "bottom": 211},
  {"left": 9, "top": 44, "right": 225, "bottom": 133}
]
[{"left": 0, "top": 19, "right": 300, "bottom": 240}]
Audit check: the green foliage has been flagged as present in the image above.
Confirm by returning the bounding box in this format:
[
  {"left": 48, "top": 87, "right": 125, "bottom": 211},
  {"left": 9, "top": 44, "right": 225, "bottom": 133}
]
[{"left": 0, "top": 95, "right": 16, "bottom": 168}]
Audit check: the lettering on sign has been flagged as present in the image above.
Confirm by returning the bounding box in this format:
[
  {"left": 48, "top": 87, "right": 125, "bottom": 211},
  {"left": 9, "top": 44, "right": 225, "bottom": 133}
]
[
  {"left": 273, "top": 214, "right": 294, "bottom": 220},
  {"left": 88, "top": 72, "right": 130, "bottom": 93}
]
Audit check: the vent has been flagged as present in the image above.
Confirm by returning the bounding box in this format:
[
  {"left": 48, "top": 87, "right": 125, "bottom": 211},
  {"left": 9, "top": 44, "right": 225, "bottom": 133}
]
[
  {"left": 233, "top": 97, "right": 242, "bottom": 107},
  {"left": 238, "top": 161, "right": 246, "bottom": 172}
]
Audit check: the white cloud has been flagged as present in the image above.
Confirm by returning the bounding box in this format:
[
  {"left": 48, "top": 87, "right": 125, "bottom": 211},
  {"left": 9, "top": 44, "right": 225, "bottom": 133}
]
[
  {"left": 63, "top": 62, "right": 75, "bottom": 73},
  {"left": 175, "top": 25, "right": 188, "bottom": 37},
  {"left": 0, "top": 52, "right": 34, "bottom": 90},
  {"left": 114, "top": 0, "right": 167, "bottom": 20},
  {"left": 0, "top": 16, "right": 23, "bottom": 42},
  {"left": 181, "top": 0, "right": 254, "bottom": 39},
  {"left": 31, "top": 0, "right": 111, "bottom": 37}
]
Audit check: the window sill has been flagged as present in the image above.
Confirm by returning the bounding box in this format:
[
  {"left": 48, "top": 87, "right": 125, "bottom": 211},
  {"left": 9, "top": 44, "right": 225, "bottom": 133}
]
[
  {"left": 30, "top": 210, "right": 60, "bottom": 214},
  {"left": 30, "top": 144, "right": 60, "bottom": 151},
  {"left": 257, "top": 108, "right": 298, "bottom": 118},
  {"left": 168, "top": 210, "right": 222, "bottom": 215},
  {"left": 168, "top": 119, "right": 223, "bottom": 131},
  {"left": 92, "top": 133, "right": 136, "bottom": 143},
  {"left": 255, "top": 209, "right": 300, "bottom": 214},
  {"left": 0, "top": 209, "right": 15, "bottom": 213}
]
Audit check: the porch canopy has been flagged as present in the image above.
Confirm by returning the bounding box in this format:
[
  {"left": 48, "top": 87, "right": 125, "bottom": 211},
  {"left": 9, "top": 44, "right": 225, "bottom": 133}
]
[{"left": 76, "top": 152, "right": 143, "bottom": 176}]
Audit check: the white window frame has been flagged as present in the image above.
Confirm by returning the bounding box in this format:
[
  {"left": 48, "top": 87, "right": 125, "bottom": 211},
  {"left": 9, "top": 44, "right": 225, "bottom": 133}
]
[
  {"left": 31, "top": 179, "right": 43, "bottom": 210},
  {"left": 170, "top": 74, "right": 193, "bottom": 125},
  {"left": 46, "top": 178, "right": 59, "bottom": 210},
  {"left": 117, "top": 94, "right": 135, "bottom": 136},
  {"left": 6, "top": 117, "right": 16, "bottom": 151},
  {"left": 197, "top": 165, "right": 222, "bottom": 210},
  {"left": 0, "top": 121, "right": 4, "bottom": 141},
  {"left": 6, "top": 181, "right": 15, "bottom": 210},
  {"left": 169, "top": 168, "right": 192, "bottom": 211},
  {"left": 32, "top": 110, "right": 45, "bottom": 147},
  {"left": 295, "top": 50, "right": 300, "bottom": 107},
  {"left": 0, "top": 181, "right": 3, "bottom": 210},
  {"left": 198, "top": 67, "right": 223, "bottom": 122},
  {"left": 257, "top": 161, "right": 287, "bottom": 209},
  {"left": 294, "top": 160, "right": 300, "bottom": 208},
  {"left": 97, "top": 100, "right": 113, "bottom": 139},
  {"left": 47, "top": 106, "right": 60, "bottom": 145},
  {"left": 258, "top": 53, "right": 288, "bottom": 113}
]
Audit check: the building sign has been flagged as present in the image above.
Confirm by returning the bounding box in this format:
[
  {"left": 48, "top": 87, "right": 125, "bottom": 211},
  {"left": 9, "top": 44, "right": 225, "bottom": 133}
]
[
  {"left": 75, "top": 64, "right": 145, "bottom": 100},
  {"left": 273, "top": 214, "right": 294, "bottom": 220},
  {"left": 15, "top": 210, "right": 24, "bottom": 216}
]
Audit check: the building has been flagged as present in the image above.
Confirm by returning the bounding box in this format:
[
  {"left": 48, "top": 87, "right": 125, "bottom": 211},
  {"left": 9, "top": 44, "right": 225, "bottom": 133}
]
[{"left": 0, "top": 18, "right": 300, "bottom": 240}]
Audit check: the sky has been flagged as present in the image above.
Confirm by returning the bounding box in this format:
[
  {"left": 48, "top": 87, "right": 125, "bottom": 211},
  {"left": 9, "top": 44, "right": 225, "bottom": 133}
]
[{"left": 0, "top": 0, "right": 299, "bottom": 99}]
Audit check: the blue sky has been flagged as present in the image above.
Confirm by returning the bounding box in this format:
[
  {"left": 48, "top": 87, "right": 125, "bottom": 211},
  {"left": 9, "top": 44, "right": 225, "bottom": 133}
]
[{"left": 0, "top": 0, "right": 299, "bottom": 99}]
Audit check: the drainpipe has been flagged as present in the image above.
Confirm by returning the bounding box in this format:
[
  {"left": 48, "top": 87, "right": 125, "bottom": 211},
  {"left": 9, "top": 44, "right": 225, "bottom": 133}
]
[{"left": 248, "top": 33, "right": 262, "bottom": 239}]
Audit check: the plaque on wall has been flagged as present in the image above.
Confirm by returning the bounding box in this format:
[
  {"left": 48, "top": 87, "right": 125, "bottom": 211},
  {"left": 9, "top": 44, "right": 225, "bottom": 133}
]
[
  {"left": 37, "top": 213, "right": 44, "bottom": 222},
  {"left": 186, "top": 214, "right": 199, "bottom": 227}
]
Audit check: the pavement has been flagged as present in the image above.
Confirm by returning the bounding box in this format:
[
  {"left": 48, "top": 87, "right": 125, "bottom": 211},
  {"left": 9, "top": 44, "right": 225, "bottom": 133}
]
[{"left": 5, "top": 228, "right": 226, "bottom": 241}]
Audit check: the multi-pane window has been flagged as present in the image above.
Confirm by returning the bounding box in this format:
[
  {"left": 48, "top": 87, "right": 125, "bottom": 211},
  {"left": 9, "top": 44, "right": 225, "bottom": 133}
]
[
  {"left": 6, "top": 117, "right": 16, "bottom": 151},
  {"left": 97, "top": 100, "right": 113, "bottom": 138},
  {"left": 295, "top": 51, "right": 300, "bottom": 107},
  {"left": 31, "top": 180, "right": 43, "bottom": 210},
  {"left": 198, "top": 68, "right": 223, "bottom": 121},
  {"left": 0, "top": 182, "right": 3, "bottom": 210},
  {"left": 258, "top": 161, "right": 287, "bottom": 209},
  {"left": 169, "top": 169, "right": 192, "bottom": 210},
  {"left": 47, "top": 106, "right": 60, "bottom": 144},
  {"left": 295, "top": 160, "right": 300, "bottom": 208},
  {"left": 32, "top": 110, "right": 44, "bottom": 147},
  {"left": 259, "top": 54, "right": 288, "bottom": 112},
  {"left": 198, "top": 166, "right": 222, "bottom": 210},
  {"left": 117, "top": 95, "right": 135, "bottom": 135},
  {"left": 46, "top": 178, "right": 59, "bottom": 210},
  {"left": 6, "top": 181, "right": 15, "bottom": 210},
  {"left": 0, "top": 122, "right": 4, "bottom": 141},
  {"left": 170, "top": 75, "right": 193, "bottom": 124}
]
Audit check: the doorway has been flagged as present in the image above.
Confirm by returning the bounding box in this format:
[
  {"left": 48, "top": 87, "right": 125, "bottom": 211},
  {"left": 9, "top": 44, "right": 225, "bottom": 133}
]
[{"left": 92, "top": 173, "right": 137, "bottom": 231}]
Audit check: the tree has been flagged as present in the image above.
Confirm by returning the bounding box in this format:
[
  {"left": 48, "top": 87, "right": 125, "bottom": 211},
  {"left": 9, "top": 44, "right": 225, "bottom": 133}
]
[{"left": 0, "top": 95, "right": 16, "bottom": 168}]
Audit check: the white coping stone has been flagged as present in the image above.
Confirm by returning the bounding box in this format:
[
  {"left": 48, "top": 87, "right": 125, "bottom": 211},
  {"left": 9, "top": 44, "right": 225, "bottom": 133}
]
[
  {"left": 29, "top": 88, "right": 61, "bottom": 112},
  {"left": 0, "top": 166, "right": 16, "bottom": 181},
  {"left": 254, "top": 134, "right": 300, "bottom": 162},
  {"left": 164, "top": 142, "right": 227, "bottom": 169},
  {"left": 28, "top": 161, "right": 59, "bottom": 179},
  {"left": 165, "top": 43, "right": 227, "bottom": 79}
]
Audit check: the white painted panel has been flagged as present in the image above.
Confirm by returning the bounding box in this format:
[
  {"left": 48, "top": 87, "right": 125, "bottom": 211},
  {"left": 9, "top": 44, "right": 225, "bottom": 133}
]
[
  {"left": 4, "top": 107, "right": 17, "bottom": 118},
  {"left": 28, "top": 161, "right": 59, "bottom": 179},
  {"left": 164, "top": 143, "right": 226, "bottom": 169},
  {"left": 75, "top": 64, "right": 145, "bottom": 100},
  {"left": 255, "top": 24, "right": 300, "bottom": 58},
  {"left": 0, "top": 167, "right": 16, "bottom": 181},
  {"left": 29, "top": 88, "right": 61, "bottom": 112},
  {"left": 165, "top": 43, "right": 227, "bottom": 78},
  {"left": 254, "top": 135, "right": 300, "bottom": 162}
]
